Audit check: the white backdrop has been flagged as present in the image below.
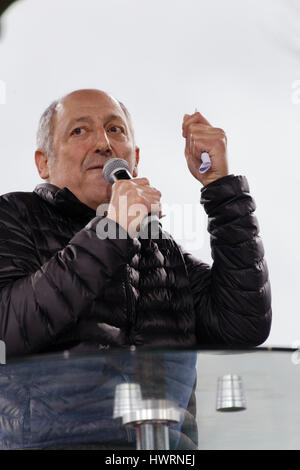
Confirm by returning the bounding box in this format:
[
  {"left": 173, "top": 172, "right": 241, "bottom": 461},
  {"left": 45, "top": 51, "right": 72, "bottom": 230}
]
[{"left": 0, "top": 0, "right": 299, "bottom": 347}]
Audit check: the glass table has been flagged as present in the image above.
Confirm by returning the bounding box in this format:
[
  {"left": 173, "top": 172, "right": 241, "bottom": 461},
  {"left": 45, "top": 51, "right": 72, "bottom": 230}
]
[{"left": 0, "top": 347, "right": 298, "bottom": 450}]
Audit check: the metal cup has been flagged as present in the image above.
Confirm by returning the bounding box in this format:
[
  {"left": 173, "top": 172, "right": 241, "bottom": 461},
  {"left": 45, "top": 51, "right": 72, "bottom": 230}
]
[
  {"left": 216, "top": 374, "right": 247, "bottom": 412},
  {"left": 113, "top": 383, "right": 142, "bottom": 419}
]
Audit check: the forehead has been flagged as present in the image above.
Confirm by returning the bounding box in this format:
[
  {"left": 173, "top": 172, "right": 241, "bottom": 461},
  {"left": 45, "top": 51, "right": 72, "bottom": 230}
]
[{"left": 56, "top": 91, "right": 125, "bottom": 124}]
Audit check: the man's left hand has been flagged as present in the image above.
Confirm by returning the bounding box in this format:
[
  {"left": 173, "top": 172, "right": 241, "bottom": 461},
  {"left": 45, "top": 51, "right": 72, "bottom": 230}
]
[{"left": 182, "top": 111, "right": 229, "bottom": 186}]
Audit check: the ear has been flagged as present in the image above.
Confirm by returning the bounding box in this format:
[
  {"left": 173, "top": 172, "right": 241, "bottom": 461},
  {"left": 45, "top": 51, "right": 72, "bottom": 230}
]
[
  {"left": 35, "top": 149, "right": 50, "bottom": 180},
  {"left": 132, "top": 146, "right": 140, "bottom": 178}
]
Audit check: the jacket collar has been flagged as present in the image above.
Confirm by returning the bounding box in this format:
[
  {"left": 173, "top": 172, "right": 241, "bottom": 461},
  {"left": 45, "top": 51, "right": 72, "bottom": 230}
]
[{"left": 33, "top": 183, "right": 96, "bottom": 220}]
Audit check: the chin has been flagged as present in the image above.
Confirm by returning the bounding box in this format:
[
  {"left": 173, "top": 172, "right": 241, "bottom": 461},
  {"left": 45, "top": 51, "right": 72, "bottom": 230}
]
[{"left": 92, "top": 188, "right": 112, "bottom": 208}]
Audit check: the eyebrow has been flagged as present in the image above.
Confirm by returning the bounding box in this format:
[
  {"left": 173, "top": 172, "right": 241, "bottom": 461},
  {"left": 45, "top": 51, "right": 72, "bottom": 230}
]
[
  {"left": 104, "top": 114, "right": 126, "bottom": 125},
  {"left": 67, "top": 116, "right": 93, "bottom": 130},
  {"left": 66, "top": 114, "right": 127, "bottom": 133}
]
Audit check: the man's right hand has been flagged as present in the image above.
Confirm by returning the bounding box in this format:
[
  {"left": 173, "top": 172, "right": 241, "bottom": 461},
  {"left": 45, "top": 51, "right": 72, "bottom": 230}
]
[{"left": 106, "top": 178, "right": 162, "bottom": 238}]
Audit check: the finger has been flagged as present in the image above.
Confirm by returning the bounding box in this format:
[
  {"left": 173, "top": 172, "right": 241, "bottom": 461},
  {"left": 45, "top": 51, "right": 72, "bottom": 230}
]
[
  {"left": 183, "top": 114, "right": 191, "bottom": 122},
  {"left": 186, "top": 131, "right": 195, "bottom": 157},
  {"left": 139, "top": 183, "right": 161, "bottom": 194},
  {"left": 182, "top": 112, "right": 212, "bottom": 137},
  {"left": 192, "top": 139, "right": 211, "bottom": 158},
  {"left": 182, "top": 112, "right": 198, "bottom": 132},
  {"left": 138, "top": 187, "right": 162, "bottom": 205},
  {"left": 149, "top": 201, "right": 162, "bottom": 215},
  {"left": 186, "top": 125, "right": 214, "bottom": 142},
  {"left": 182, "top": 110, "right": 211, "bottom": 125},
  {"left": 186, "top": 133, "right": 212, "bottom": 161},
  {"left": 186, "top": 126, "right": 222, "bottom": 138},
  {"left": 134, "top": 177, "right": 150, "bottom": 186},
  {"left": 188, "top": 132, "right": 193, "bottom": 156},
  {"left": 193, "top": 111, "right": 211, "bottom": 126},
  {"left": 189, "top": 132, "right": 226, "bottom": 153},
  {"left": 183, "top": 112, "right": 199, "bottom": 121},
  {"left": 183, "top": 114, "right": 211, "bottom": 135},
  {"left": 189, "top": 126, "right": 225, "bottom": 135},
  {"left": 147, "top": 191, "right": 162, "bottom": 203}
]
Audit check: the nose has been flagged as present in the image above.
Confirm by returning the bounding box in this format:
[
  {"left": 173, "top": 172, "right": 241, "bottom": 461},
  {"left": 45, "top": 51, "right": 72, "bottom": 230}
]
[{"left": 94, "top": 129, "right": 112, "bottom": 157}]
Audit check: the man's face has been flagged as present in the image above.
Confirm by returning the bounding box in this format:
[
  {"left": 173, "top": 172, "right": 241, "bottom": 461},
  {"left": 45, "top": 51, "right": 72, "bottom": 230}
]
[{"left": 37, "top": 90, "right": 139, "bottom": 210}]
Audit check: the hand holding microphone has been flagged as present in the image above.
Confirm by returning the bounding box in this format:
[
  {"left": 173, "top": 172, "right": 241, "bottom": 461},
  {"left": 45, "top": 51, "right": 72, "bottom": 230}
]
[{"left": 103, "top": 158, "right": 162, "bottom": 239}]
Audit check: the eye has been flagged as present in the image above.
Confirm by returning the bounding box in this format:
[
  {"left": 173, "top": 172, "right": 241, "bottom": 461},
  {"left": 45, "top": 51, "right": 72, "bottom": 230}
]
[
  {"left": 70, "top": 127, "right": 86, "bottom": 136},
  {"left": 108, "top": 125, "right": 124, "bottom": 134}
]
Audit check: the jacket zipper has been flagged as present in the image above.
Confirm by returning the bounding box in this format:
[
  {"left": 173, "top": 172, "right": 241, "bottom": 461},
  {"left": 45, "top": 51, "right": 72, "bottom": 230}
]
[{"left": 126, "top": 265, "right": 135, "bottom": 330}]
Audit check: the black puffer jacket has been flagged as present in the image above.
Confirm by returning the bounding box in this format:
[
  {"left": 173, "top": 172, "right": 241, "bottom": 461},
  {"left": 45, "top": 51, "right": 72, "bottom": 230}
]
[{"left": 0, "top": 175, "right": 271, "bottom": 357}]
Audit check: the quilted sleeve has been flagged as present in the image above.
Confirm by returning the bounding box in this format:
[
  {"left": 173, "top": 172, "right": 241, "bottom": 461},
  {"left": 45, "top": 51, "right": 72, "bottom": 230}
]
[
  {"left": 183, "top": 175, "right": 272, "bottom": 347},
  {"left": 0, "top": 196, "right": 139, "bottom": 357}
]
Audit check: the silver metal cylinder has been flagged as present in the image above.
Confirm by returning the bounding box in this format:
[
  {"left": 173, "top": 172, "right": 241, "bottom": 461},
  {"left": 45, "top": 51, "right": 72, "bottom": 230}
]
[
  {"left": 137, "top": 423, "right": 170, "bottom": 450},
  {"left": 113, "top": 383, "right": 142, "bottom": 419},
  {"left": 113, "top": 385, "right": 181, "bottom": 450},
  {"left": 216, "top": 374, "right": 247, "bottom": 411},
  {"left": 121, "top": 398, "right": 181, "bottom": 426}
]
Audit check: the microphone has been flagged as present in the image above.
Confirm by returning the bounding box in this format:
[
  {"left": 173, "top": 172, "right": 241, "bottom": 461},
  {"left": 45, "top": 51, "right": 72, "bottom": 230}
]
[
  {"left": 102, "top": 158, "right": 132, "bottom": 183},
  {"left": 103, "top": 158, "right": 161, "bottom": 239}
]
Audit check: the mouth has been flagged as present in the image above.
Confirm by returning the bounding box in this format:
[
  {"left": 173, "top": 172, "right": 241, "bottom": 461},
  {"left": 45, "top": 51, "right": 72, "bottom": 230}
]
[{"left": 87, "top": 165, "right": 103, "bottom": 171}]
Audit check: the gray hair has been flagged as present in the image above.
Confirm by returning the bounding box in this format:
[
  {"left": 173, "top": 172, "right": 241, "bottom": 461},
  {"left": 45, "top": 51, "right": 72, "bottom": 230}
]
[
  {"left": 36, "top": 99, "right": 59, "bottom": 160},
  {"left": 36, "top": 93, "right": 136, "bottom": 161}
]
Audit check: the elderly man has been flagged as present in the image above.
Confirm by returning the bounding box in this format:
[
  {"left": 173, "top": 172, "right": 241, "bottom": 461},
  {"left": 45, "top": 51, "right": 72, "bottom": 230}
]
[{"left": 0, "top": 89, "right": 271, "bottom": 357}]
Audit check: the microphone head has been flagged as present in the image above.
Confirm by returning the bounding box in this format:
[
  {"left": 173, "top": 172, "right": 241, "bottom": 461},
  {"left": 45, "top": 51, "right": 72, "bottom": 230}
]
[{"left": 103, "top": 158, "right": 131, "bottom": 184}]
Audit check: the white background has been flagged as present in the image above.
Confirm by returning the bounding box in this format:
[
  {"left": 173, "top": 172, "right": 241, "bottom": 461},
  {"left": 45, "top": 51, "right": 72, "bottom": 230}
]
[{"left": 0, "top": 0, "right": 299, "bottom": 347}]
